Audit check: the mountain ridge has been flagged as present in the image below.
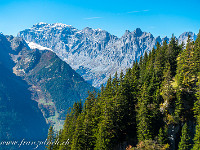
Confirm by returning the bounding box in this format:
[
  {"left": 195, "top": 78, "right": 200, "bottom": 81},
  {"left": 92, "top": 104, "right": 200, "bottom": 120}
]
[
  {"left": 18, "top": 23, "right": 197, "bottom": 88},
  {"left": 0, "top": 33, "right": 95, "bottom": 132}
]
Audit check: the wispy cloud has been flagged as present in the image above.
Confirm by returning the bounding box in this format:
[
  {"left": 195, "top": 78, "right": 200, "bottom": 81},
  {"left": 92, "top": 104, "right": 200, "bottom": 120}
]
[
  {"left": 84, "top": 17, "right": 102, "bottom": 20},
  {"left": 127, "top": 10, "right": 149, "bottom": 13}
]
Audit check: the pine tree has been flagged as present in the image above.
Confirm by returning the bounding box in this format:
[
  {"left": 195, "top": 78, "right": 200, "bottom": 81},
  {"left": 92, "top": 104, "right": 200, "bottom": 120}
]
[
  {"left": 58, "top": 102, "right": 82, "bottom": 150},
  {"left": 71, "top": 114, "right": 85, "bottom": 150},
  {"left": 46, "top": 126, "right": 54, "bottom": 150},
  {"left": 194, "top": 74, "right": 200, "bottom": 121},
  {"left": 160, "top": 62, "right": 174, "bottom": 117},
  {"left": 194, "top": 30, "right": 200, "bottom": 73},
  {"left": 112, "top": 71, "right": 119, "bottom": 93},
  {"left": 192, "top": 123, "right": 200, "bottom": 150},
  {"left": 137, "top": 83, "right": 152, "bottom": 142},
  {"left": 157, "top": 126, "right": 168, "bottom": 145},
  {"left": 166, "top": 34, "right": 181, "bottom": 76},
  {"left": 94, "top": 110, "right": 115, "bottom": 150},
  {"left": 53, "top": 130, "right": 62, "bottom": 150},
  {"left": 178, "top": 123, "right": 191, "bottom": 150},
  {"left": 176, "top": 35, "right": 196, "bottom": 89},
  {"left": 154, "top": 42, "right": 165, "bottom": 79},
  {"left": 175, "top": 35, "right": 196, "bottom": 121},
  {"left": 81, "top": 92, "right": 96, "bottom": 149},
  {"left": 193, "top": 74, "right": 200, "bottom": 150}
]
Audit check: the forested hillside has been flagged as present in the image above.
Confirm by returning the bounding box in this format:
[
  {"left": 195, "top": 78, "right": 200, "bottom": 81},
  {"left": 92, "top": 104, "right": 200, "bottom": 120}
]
[{"left": 46, "top": 31, "right": 200, "bottom": 150}]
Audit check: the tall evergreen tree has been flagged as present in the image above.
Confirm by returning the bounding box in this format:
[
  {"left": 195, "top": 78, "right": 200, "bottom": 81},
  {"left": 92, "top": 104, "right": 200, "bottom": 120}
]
[
  {"left": 175, "top": 35, "right": 196, "bottom": 121},
  {"left": 137, "top": 83, "right": 152, "bottom": 142},
  {"left": 71, "top": 114, "right": 85, "bottom": 150},
  {"left": 53, "top": 130, "right": 62, "bottom": 150},
  {"left": 192, "top": 123, "right": 200, "bottom": 150},
  {"left": 194, "top": 30, "right": 200, "bottom": 73},
  {"left": 58, "top": 102, "right": 82, "bottom": 150},
  {"left": 178, "top": 123, "right": 191, "bottom": 150},
  {"left": 193, "top": 74, "right": 200, "bottom": 150},
  {"left": 160, "top": 62, "right": 175, "bottom": 118},
  {"left": 46, "top": 126, "right": 54, "bottom": 150},
  {"left": 166, "top": 34, "right": 181, "bottom": 76},
  {"left": 157, "top": 127, "right": 168, "bottom": 145}
]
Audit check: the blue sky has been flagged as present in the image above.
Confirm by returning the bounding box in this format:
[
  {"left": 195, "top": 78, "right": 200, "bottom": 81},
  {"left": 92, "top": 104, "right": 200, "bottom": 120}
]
[{"left": 0, "top": 0, "right": 199, "bottom": 38}]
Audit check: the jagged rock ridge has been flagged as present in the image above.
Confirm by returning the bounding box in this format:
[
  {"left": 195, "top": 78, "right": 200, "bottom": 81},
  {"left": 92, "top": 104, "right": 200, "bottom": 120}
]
[{"left": 18, "top": 23, "right": 196, "bottom": 88}]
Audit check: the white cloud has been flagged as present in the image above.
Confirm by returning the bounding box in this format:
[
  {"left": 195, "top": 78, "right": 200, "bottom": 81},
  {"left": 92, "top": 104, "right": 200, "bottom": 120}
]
[{"left": 84, "top": 17, "right": 102, "bottom": 20}]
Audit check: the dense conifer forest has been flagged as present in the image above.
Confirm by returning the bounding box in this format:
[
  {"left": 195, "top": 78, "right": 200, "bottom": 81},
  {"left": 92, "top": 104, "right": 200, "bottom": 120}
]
[{"left": 46, "top": 31, "right": 200, "bottom": 150}]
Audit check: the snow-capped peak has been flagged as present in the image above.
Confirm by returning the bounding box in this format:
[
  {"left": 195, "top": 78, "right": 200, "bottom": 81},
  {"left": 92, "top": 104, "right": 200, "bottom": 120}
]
[
  {"left": 37, "top": 22, "right": 48, "bottom": 25},
  {"left": 30, "top": 22, "right": 77, "bottom": 32},
  {"left": 51, "top": 23, "right": 72, "bottom": 28},
  {"left": 95, "top": 28, "right": 103, "bottom": 31}
]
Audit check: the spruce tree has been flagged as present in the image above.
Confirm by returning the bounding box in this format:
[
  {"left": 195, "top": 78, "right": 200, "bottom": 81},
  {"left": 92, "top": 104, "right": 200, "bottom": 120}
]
[
  {"left": 192, "top": 123, "right": 200, "bottom": 150},
  {"left": 176, "top": 35, "right": 196, "bottom": 89},
  {"left": 158, "top": 127, "right": 165, "bottom": 144},
  {"left": 166, "top": 34, "right": 181, "bottom": 76},
  {"left": 194, "top": 74, "right": 200, "bottom": 121},
  {"left": 160, "top": 62, "right": 174, "bottom": 117},
  {"left": 71, "top": 114, "right": 85, "bottom": 150},
  {"left": 193, "top": 74, "right": 200, "bottom": 150},
  {"left": 178, "top": 123, "right": 191, "bottom": 150},
  {"left": 173, "top": 35, "right": 197, "bottom": 122},
  {"left": 137, "top": 83, "right": 152, "bottom": 142},
  {"left": 46, "top": 126, "right": 54, "bottom": 150},
  {"left": 194, "top": 31, "right": 200, "bottom": 73},
  {"left": 58, "top": 102, "right": 82, "bottom": 150},
  {"left": 53, "top": 130, "right": 62, "bottom": 150}
]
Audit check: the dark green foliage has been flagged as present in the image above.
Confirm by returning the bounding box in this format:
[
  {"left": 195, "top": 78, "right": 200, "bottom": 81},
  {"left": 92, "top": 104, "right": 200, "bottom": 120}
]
[
  {"left": 166, "top": 35, "right": 182, "bottom": 76},
  {"left": 157, "top": 127, "right": 168, "bottom": 145},
  {"left": 137, "top": 83, "right": 152, "bottom": 142},
  {"left": 192, "top": 124, "right": 200, "bottom": 150},
  {"left": 178, "top": 123, "right": 191, "bottom": 150},
  {"left": 192, "top": 73, "right": 200, "bottom": 150},
  {"left": 175, "top": 35, "right": 197, "bottom": 122}
]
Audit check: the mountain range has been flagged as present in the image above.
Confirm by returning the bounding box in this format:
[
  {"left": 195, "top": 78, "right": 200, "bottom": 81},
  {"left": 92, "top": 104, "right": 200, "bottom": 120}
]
[{"left": 18, "top": 23, "right": 197, "bottom": 88}]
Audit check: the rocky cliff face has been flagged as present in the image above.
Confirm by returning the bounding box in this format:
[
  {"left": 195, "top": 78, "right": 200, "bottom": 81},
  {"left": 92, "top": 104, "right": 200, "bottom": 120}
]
[
  {"left": 178, "top": 31, "right": 197, "bottom": 45},
  {"left": 18, "top": 23, "right": 196, "bottom": 88}
]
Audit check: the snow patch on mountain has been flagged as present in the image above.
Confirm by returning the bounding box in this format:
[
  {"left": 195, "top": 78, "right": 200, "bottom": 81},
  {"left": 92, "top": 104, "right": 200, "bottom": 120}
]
[{"left": 27, "top": 41, "right": 53, "bottom": 51}]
